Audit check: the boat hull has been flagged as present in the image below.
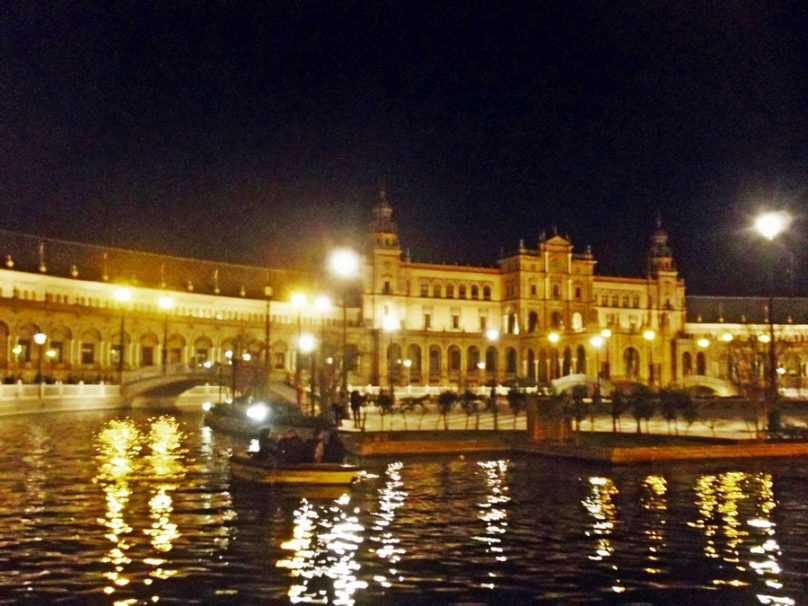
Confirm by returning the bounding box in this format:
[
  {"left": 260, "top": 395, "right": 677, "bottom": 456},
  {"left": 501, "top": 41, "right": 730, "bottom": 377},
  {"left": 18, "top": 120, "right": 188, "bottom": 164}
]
[{"left": 230, "top": 455, "right": 360, "bottom": 485}]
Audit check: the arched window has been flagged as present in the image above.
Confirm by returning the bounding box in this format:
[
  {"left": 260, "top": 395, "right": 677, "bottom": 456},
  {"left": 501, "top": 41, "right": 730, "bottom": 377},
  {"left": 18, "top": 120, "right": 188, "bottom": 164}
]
[
  {"left": 407, "top": 344, "right": 422, "bottom": 383},
  {"left": 471, "top": 285, "right": 479, "bottom": 299},
  {"left": 446, "top": 284, "right": 454, "bottom": 298},
  {"left": 528, "top": 311, "right": 539, "bottom": 333},
  {"left": 696, "top": 351, "right": 707, "bottom": 375},
  {"left": 527, "top": 349, "right": 535, "bottom": 380},
  {"left": 167, "top": 334, "right": 186, "bottom": 364},
  {"left": 624, "top": 347, "right": 640, "bottom": 379},
  {"left": 552, "top": 284, "right": 561, "bottom": 300},
  {"left": 429, "top": 346, "right": 441, "bottom": 380},
  {"left": 551, "top": 312, "right": 563, "bottom": 329},
  {"left": 387, "top": 343, "right": 402, "bottom": 383},
  {"left": 576, "top": 345, "right": 586, "bottom": 374},
  {"left": 448, "top": 346, "right": 461, "bottom": 375},
  {"left": 506, "top": 347, "right": 517, "bottom": 375},
  {"left": 562, "top": 347, "right": 572, "bottom": 376},
  {"left": 486, "top": 346, "right": 498, "bottom": 375},
  {"left": 459, "top": 285, "right": 467, "bottom": 299},
  {"left": 507, "top": 312, "right": 518, "bottom": 334},
  {"left": 194, "top": 336, "right": 212, "bottom": 366},
  {"left": 571, "top": 312, "right": 583, "bottom": 332},
  {"left": 538, "top": 349, "right": 548, "bottom": 383},
  {"left": 682, "top": 352, "right": 693, "bottom": 376},
  {"left": 432, "top": 284, "right": 441, "bottom": 298},
  {"left": 420, "top": 282, "right": 428, "bottom": 297},
  {"left": 483, "top": 285, "right": 491, "bottom": 300},
  {"left": 467, "top": 346, "right": 480, "bottom": 371}
]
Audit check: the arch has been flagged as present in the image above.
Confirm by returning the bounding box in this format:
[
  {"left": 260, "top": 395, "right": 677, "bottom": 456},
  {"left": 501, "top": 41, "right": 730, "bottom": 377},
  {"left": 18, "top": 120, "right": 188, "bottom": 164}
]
[
  {"left": 446, "top": 283, "right": 455, "bottom": 299},
  {"left": 483, "top": 285, "right": 491, "bottom": 300},
  {"left": 575, "top": 345, "right": 586, "bottom": 374},
  {"left": 550, "top": 311, "right": 563, "bottom": 329},
  {"left": 467, "top": 345, "right": 480, "bottom": 371},
  {"left": 471, "top": 285, "right": 479, "bottom": 299},
  {"left": 571, "top": 312, "right": 583, "bottom": 332},
  {"left": 167, "top": 334, "right": 186, "bottom": 364},
  {"left": 552, "top": 283, "right": 561, "bottom": 299},
  {"left": 0, "top": 321, "right": 7, "bottom": 367},
  {"left": 448, "top": 345, "right": 461, "bottom": 376},
  {"left": 272, "top": 340, "right": 288, "bottom": 370},
  {"left": 551, "top": 348, "right": 560, "bottom": 380},
  {"left": 624, "top": 347, "right": 640, "bottom": 380},
  {"left": 194, "top": 336, "right": 213, "bottom": 365},
  {"left": 139, "top": 332, "right": 159, "bottom": 367},
  {"left": 682, "top": 351, "right": 693, "bottom": 376},
  {"left": 49, "top": 325, "right": 72, "bottom": 365},
  {"left": 428, "top": 345, "right": 441, "bottom": 381},
  {"left": 407, "top": 343, "right": 422, "bottom": 383},
  {"left": 507, "top": 312, "right": 518, "bottom": 334},
  {"left": 505, "top": 347, "right": 517, "bottom": 375},
  {"left": 485, "top": 346, "right": 498, "bottom": 375},
  {"left": 387, "top": 343, "right": 402, "bottom": 383},
  {"left": 528, "top": 311, "right": 539, "bottom": 333},
  {"left": 696, "top": 351, "right": 707, "bottom": 375},
  {"left": 562, "top": 347, "right": 572, "bottom": 376},
  {"left": 80, "top": 328, "right": 102, "bottom": 366},
  {"left": 527, "top": 348, "right": 535, "bottom": 380}
]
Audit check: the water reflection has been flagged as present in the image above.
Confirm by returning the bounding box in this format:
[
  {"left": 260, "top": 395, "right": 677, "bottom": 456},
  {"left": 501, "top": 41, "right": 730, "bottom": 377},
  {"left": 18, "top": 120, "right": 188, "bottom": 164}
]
[
  {"left": 369, "top": 461, "right": 407, "bottom": 588},
  {"left": 641, "top": 475, "right": 667, "bottom": 575},
  {"left": 475, "top": 459, "right": 510, "bottom": 588},
  {"left": 582, "top": 476, "right": 623, "bottom": 593},
  {"left": 690, "top": 471, "right": 793, "bottom": 605},
  {"left": 277, "top": 492, "right": 366, "bottom": 604}
]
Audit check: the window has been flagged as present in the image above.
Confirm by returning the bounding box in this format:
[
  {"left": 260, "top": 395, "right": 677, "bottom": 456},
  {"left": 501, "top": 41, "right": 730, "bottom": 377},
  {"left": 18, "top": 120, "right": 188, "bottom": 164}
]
[
  {"left": 452, "top": 314, "right": 460, "bottom": 329},
  {"left": 552, "top": 284, "right": 560, "bottom": 300},
  {"left": 81, "top": 343, "right": 95, "bottom": 365},
  {"left": 471, "top": 285, "right": 479, "bottom": 299},
  {"left": 571, "top": 312, "right": 583, "bottom": 332},
  {"left": 480, "top": 315, "right": 487, "bottom": 331},
  {"left": 446, "top": 284, "right": 454, "bottom": 298},
  {"left": 195, "top": 349, "right": 209, "bottom": 365},
  {"left": 633, "top": 296, "right": 640, "bottom": 308},
  {"left": 575, "top": 287, "right": 581, "bottom": 300},
  {"left": 612, "top": 295, "right": 619, "bottom": 307},
  {"left": 16, "top": 339, "right": 30, "bottom": 362},
  {"left": 424, "top": 314, "right": 431, "bottom": 330},
  {"left": 622, "top": 296, "right": 629, "bottom": 308},
  {"left": 50, "top": 341, "right": 63, "bottom": 363},
  {"left": 432, "top": 284, "right": 441, "bottom": 298},
  {"left": 483, "top": 286, "right": 491, "bottom": 300},
  {"left": 458, "top": 285, "right": 466, "bottom": 299},
  {"left": 169, "top": 348, "right": 182, "bottom": 364},
  {"left": 420, "top": 283, "right": 428, "bottom": 297},
  {"left": 530, "top": 284, "right": 537, "bottom": 296},
  {"left": 141, "top": 346, "right": 154, "bottom": 366},
  {"left": 111, "top": 345, "right": 123, "bottom": 366},
  {"left": 274, "top": 352, "right": 285, "bottom": 369},
  {"left": 528, "top": 311, "right": 538, "bottom": 333},
  {"left": 383, "top": 281, "right": 391, "bottom": 294}
]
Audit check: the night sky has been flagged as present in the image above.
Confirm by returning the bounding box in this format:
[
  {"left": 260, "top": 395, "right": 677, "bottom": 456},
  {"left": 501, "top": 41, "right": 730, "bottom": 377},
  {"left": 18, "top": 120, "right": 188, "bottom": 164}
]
[{"left": 1, "top": 2, "right": 806, "bottom": 296}]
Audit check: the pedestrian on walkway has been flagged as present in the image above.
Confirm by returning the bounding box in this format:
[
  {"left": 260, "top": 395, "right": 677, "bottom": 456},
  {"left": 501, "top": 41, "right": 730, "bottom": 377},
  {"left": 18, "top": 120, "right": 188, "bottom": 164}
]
[{"left": 350, "top": 390, "right": 362, "bottom": 427}]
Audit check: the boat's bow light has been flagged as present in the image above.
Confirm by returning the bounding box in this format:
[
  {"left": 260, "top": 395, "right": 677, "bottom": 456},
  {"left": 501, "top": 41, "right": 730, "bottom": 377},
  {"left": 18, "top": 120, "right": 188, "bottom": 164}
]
[{"left": 246, "top": 403, "right": 270, "bottom": 422}]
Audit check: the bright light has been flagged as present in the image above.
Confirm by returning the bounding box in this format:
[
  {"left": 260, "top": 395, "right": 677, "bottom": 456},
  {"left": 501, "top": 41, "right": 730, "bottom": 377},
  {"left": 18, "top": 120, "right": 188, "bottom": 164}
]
[
  {"left": 326, "top": 357, "right": 333, "bottom": 365},
  {"left": 548, "top": 332, "right": 560, "bottom": 344},
  {"left": 224, "top": 350, "right": 233, "bottom": 360},
  {"left": 246, "top": 403, "right": 270, "bottom": 422},
  {"left": 33, "top": 332, "right": 47, "bottom": 345},
  {"left": 242, "top": 352, "right": 251, "bottom": 362},
  {"left": 643, "top": 329, "right": 656, "bottom": 342},
  {"left": 776, "top": 367, "right": 786, "bottom": 376},
  {"left": 485, "top": 328, "right": 499, "bottom": 341},
  {"left": 601, "top": 328, "right": 612, "bottom": 338},
  {"left": 382, "top": 315, "right": 398, "bottom": 332},
  {"left": 697, "top": 338, "right": 710, "bottom": 348},
  {"left": 590, "top": 335, "right": 604, "bottom": 348},
  {"left": 115, "top": 287, "right": 131, "bottom": 303},
  {"left": 298, "top": 333, "right": 316, "bottom": 353},
  {"left": 329, "top": 247, "right": 360, "bottom": 279},
  {"left": 158, "top": 296, "right": 173, "bottom": 310},
  {"left": 402, "top": 359, "right": 412, "bottom": 368},
  {"left": 202, "top": 360, "right": 213, "bottom": 368},
  {"left": 201, "top": 401, "right": 212, "bottom": 412},
  {"left": 314, "top": 295, "right": 331, "bottom": 313},
  {"left": 754, "top": 211, "right": 790, "bottom": 241},
  {"left": 759, "top": 334, "right": 771, "bottom": 343},
  {"left": 720, "top": 332, "right": 734, "bottom": 343},
  {"left": 46, "top": 349, "right": 56, "bottom": 359},
  {"left": 476, "top": 361, "right": 486, "bottom": 370},
  {"left": 291, "top": 292, "right": 307, "bottom": 308},
  {"left": 12, "top": 345, "right": 22, "bottom": 355}
]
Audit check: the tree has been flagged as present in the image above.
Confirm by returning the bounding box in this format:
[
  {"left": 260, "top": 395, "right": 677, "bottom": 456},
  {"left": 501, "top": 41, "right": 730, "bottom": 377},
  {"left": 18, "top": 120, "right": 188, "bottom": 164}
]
[
  {"left": 679, "top": 392, "right": 699, "bottom": 434},
  {"left": 437, "top": 391, "right": 458, "bottom": 430},
  {"left": 629, "top": 385, "right": 656, "bottom": 434},
  {"left": 460, "top": 390, "right": 479, "bottom": 429},
  {"left": 507, "top": 388, "right": 526, "bottom": 428},
  {"left": 609, "top": 392, "right": 629, "bottom": 433},
  {"left": 658, "top": 388, "right": 679, "bottom": 435},
  {"left": 568, "top": 385, "right": 588, "bottom": 440}
]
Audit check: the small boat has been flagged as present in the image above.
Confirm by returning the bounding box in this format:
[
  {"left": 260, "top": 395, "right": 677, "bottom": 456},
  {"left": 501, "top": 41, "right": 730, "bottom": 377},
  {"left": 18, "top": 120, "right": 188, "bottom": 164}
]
[{"left": 230, "top": 454, "right": 361, "bottom": 485}]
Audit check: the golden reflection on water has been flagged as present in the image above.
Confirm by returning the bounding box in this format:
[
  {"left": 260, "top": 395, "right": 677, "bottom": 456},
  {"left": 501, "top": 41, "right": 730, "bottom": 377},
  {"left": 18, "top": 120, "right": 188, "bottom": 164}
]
[
  {"left": 277, "top": 492, "right": 367, "bottom": 605},
  {"left": 690, "top": 471, "right": 793, "bottom": 606},
  {"left": 475, "top": 459, "right": 510, "bottom": 588},
  {"left": 369, "top": 461, "right": 407, "bottom": 588},
  {"left": 582, "top": 476, "right": 624, "bottom": 593},
  {"left": 641, "top": 475, "right": 667, "bottom": 574},
  {"left": 93, "top": 416, "right": 186, "bottom": 600}
]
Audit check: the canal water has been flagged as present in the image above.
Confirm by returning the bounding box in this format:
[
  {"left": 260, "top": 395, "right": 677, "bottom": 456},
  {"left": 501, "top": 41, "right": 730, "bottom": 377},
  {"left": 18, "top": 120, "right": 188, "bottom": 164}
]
[{"left": 0, "top": 410, "right": 803, "bottom": 605}]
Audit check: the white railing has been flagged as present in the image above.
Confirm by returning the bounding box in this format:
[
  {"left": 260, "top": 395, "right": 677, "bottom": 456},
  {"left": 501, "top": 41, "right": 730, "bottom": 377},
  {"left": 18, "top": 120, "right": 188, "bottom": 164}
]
[
  {"left": 353, "top": 384, "right": 520, "bottom": 398},
  {"left": 122, "top": 363, "right": 222, "bottom": 384},
  {"left": 0, "top": 382, "right": 119, "bottom": 400}
]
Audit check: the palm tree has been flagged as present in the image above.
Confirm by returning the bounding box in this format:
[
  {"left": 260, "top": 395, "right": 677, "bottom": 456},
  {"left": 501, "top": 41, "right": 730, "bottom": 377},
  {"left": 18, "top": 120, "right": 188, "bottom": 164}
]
[
  {"left": 610, "top": 391, "right": 629, "bottom": 432},
  {"left": 629, "top": 385, "right": 656, "bottom": 434}
]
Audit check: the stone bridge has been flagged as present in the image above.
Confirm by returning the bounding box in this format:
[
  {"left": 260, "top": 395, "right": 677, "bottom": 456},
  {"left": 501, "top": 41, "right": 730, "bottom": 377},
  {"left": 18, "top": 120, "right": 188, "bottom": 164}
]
[{"left": 672, "top": 375, "right": 739, "bottom": 397}]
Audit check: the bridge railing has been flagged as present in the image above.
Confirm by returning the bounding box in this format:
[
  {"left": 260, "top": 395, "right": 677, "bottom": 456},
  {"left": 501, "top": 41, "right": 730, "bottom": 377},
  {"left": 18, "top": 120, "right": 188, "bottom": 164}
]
[{"left": 122, "top": 363, "right": 228, "bottom": 385}]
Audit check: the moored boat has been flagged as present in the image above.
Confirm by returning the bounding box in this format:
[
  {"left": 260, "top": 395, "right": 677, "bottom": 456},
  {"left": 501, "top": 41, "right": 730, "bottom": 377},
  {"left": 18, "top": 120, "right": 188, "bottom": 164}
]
[{"left": 230, "top": 454, "right": 361, "bottom": 485}]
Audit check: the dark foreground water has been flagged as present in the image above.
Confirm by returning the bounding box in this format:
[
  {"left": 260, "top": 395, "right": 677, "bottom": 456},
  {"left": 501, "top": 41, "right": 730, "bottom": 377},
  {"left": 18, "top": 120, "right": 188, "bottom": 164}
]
[{"left": 0, "top": 411, "right": 805, "bottom": 605}]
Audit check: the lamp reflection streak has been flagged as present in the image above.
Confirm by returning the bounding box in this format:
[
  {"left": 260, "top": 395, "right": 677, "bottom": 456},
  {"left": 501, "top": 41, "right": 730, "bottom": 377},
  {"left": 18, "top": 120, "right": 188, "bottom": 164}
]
[
  {"left": 474, "top": 460, "right": 510, "bottom": 572},
  {"left": 277, "top": 494, "right": 367, "bottom": 605},
  {"left": 370, "top": 461, "right": 407, "bottom": 587},
  {"left": 582, "top": 476, "right": 623, "bottom": 593},
  {"left": 641, "top": 475, "right": 667, "bottom": 574}
]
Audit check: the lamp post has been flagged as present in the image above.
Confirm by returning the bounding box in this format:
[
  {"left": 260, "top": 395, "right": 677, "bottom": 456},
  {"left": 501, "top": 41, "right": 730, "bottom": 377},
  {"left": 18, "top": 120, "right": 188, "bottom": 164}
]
[
  {"left": 590, "top": 334, "right": 604, "bottom": 397},
  {"left": 643, "top": 329, "right": 656, "bottom": 387},
  {"left": 721, "top": 332, "right": 734, "bottom": 382},
  {"left": 314, "top": 295, "right": 331, "bottom": 407},
  {"left": 114, "top": 287, "right": 131, "bottom": 382},
  {"left": 159, "top": 296, "right": 173, "bottom": 374},
  {"left": 298, "top": 333, "right": 316, "bottom": 415},
  {"left": 600, "top": 328, "right": 612, "bottom": 378},
  {"left": 548, "top": 332, "right": 560, "bottom": 380},
  {"left": 697, "top": 337, "right": 710, "bottom": 376},
  {"left": 34, "top": 332, "right": 46, "bottom": 399},
  {"left": 382, "top": 315, "right": 398, "bottom": 389},
  {"left": 403, "top": 358, "right": 412, "bottom": 390},
  {"left": 328, "top": 247, "right": 360, "bottom": 397},
  {"left": 264, "top": 286, "right": 273, "bottom": 398},
  {"left": 755, "top": 210, "right": 790, "bottom": 431},
  {"left": 291, "top": 292, "right": 307, "bottom": 393}
]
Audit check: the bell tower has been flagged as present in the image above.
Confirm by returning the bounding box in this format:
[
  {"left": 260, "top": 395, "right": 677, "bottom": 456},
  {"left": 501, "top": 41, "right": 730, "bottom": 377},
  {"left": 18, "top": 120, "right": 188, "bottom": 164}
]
[{"left": 647, "top": 215, "right": 675, "bottom": 277}]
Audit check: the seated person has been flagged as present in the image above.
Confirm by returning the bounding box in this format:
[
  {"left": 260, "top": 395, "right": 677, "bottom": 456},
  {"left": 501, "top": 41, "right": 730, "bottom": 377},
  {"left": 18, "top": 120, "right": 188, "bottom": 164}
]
[
  {"left": 322, "top": 429, "right": 346, "bottom": 463},
  {"left": 276, "top": 430, "right": 306, "bottom": 464},
  {"left": 254, "top": 428, "right": 277, "bottom": 460}
]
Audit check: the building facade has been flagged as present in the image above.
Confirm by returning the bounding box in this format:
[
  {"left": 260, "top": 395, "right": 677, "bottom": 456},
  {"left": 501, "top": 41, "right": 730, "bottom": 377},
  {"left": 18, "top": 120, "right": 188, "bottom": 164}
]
[{"left": 0, "top": 196, "right": 805, "bottom": 397}]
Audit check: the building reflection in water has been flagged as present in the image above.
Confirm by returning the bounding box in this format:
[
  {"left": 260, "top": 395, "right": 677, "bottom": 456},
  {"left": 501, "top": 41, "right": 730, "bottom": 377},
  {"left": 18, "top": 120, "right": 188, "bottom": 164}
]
[
  {"left": 475, "top": 459, "right": 510, "bottom": 589},
  {"left": 641, "top": 475, "right": 667, "bottom": 575},
  {"left": 277, "top": 492, "right": 367, "bottom": 605},
  {"left": 582, "top": 476, "right": 624, "bottom": 594},
  {"left": 94, "top": 419, "right": 142, "bottom": 597},
  {"left": 690, "top": 471, "right": 793, "bottom": 606},
  {"left": 369, "top": 461, "right": 407, "bottom": 588}
]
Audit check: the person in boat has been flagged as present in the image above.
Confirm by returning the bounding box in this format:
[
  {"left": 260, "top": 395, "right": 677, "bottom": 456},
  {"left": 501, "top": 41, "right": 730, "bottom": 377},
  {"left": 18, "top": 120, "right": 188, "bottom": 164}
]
[
  {"left": 254, "top": 427, "right": 277, "bottom": 461},
  {"left": 321, "top": 429, "right": 346, "bottom": 463},
  {"left": 306, "top": 429, "right": 327, "bottom": 463},
  {"left": 275, "top": 430, "right": 306, "bottom": 464}
]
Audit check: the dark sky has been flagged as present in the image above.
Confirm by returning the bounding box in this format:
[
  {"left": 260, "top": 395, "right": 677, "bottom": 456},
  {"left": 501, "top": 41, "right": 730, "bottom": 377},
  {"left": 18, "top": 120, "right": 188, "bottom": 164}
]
[{"left": 1, "top": 1, "right": 806, "bottom": 296}]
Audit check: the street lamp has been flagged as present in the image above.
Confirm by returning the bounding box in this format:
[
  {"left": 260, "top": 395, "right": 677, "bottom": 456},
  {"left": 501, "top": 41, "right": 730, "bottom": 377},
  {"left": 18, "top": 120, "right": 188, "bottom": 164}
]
[
  {"left": 643, "top": 329, "right": 656, "bottom": 386},
  {"left": 403, "top": 358, "right": 412, "bottom": 388},
  {"left": 590, "top": 334, "right": 604, "bottom": 398},
  {"left": 754, "top": 210, "right": 790, "bottom": 432},
  {"left": 328, "top": 247, "right": 360, "bottom": 397},
  {"left": 224, "top": 349, "right": 235, "bottom": 401},
  {"left": 298, "top": 332, "right": 316, "bottom": 415},
  {"left": 114, "top": 287, "right": 131, "bottom": 381},
  {"left": 548, "top": 331, "right": 560, "bottom": 380},
  {"left": 382, "top": 315, "right": 398, "bottom": 388},
  {"left": 721, "top": 332, "right": 734, "bottom": 382},
  {"left": 314, "top": 295, "right": 331, "bottom": 407},
  {"left": 600, "top": 328, "right": 612, "bottom": 378},
  {"left": 159, "top": 296, "right": 173, "bottom": 374},
  {"left": 291, "top": 292, "right": 307, "bottom": 392},
  {"left": 33, "top": 332, "right": 46, "bottom": 399},
  {"left": 485, "top": 328, "right": 499, "bottom": 384}
]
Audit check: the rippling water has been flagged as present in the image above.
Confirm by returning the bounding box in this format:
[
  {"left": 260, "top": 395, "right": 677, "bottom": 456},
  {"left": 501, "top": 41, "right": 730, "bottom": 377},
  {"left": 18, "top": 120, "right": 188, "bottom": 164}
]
[{"left": 0, "top": 410, "right": 805, "bottom": 605}]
